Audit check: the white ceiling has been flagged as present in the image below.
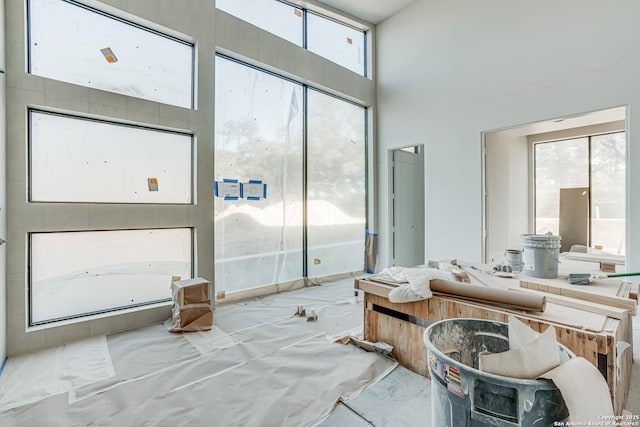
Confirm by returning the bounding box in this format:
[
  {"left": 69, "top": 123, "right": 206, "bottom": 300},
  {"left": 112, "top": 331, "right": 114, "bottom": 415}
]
[{"left": 315, "top": 0, "right": 416, "bottom": 24}]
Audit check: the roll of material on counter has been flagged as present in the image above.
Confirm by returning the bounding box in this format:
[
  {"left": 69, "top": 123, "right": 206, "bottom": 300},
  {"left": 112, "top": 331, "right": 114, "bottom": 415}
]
[{"left": 430, "top": 279, "right": 546, "bottom": 312}]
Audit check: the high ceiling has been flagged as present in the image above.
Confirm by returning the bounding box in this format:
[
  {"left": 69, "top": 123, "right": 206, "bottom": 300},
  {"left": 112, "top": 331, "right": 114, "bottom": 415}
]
[{"left": 316, "top": 0, "right": 416, "bottom": 24}]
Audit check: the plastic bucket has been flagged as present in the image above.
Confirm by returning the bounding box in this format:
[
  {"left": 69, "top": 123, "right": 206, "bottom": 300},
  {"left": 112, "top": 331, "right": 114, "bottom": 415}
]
[
  {"left": 424, "top": 318, "right": 570, "bottom": 427},
  {"left": 520, "top": 234, "right": 561, "bottom": 279}
]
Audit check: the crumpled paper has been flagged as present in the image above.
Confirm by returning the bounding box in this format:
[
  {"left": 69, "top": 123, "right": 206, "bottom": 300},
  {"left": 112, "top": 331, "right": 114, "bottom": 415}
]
[{"left": 379, "top": 267, "right": 451, "bottom": 303}]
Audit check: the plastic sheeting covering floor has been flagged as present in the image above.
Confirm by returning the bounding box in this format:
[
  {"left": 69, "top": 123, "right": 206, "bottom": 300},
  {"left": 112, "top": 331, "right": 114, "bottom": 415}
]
[
  {"left": 0, "top": 277, "right": 398, "bottom": 427},
  {"left": 2, "top": 278, "right": 637, "bottom": 426}
]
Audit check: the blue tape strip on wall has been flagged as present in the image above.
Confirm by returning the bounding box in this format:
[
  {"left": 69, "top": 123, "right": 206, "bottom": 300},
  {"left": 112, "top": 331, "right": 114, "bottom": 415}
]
[{"left": 214, "top": 181, "right": 219, "bottom": 197}]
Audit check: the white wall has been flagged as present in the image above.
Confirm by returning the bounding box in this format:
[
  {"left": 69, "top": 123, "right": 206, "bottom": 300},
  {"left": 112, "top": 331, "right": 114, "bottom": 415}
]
[
  {"left": 376, "top": 0, "right": 640, "bottom": 272},
  {"left": 485, "top": 131, "right": 528, "bottom": 263}
]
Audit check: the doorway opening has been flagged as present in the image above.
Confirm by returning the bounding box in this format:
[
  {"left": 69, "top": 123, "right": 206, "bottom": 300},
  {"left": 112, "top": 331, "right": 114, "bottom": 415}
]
[
  {"left": 482, "top": 106, "right": 627, "bottom": 264},
  {"left": 390, "top": 145, "right": 425, "bottom": 267}
]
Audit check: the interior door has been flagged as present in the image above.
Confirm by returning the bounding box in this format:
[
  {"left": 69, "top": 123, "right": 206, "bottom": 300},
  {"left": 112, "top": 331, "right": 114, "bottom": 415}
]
[{"left": 392, "top": 147, "right": 425, "bottom": 267}]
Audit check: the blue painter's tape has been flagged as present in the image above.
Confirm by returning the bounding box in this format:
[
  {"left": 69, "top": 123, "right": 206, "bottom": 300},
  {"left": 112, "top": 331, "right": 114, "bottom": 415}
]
[
  {"left": 0, "top": 356, "right": 8, "bottom": 379},
  {"left": 263, "top": 184, "right": 268, "bottom": 199},
  {"left": 223, "top": 178, "right": 238, "bottom": 183},
  {"left": 248, "top": 179, "right": 262, "bottom": 184},
  {"left": 214, "top": 181, "right": 219, "bottom": 197},
  {"left": 224, "top": 196, "right": 239, "bottom": 201},
  {"left": 247, "top": 197, "right": 260, "bottom": 201},
  {"left": 240, "top": 184, "right": 244, "bottom": 199}
]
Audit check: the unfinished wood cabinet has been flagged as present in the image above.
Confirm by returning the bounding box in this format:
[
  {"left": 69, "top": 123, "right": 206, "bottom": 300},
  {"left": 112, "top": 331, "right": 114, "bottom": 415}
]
[{"left": 356, "top": 278, "right": 634, "bottom": 415}]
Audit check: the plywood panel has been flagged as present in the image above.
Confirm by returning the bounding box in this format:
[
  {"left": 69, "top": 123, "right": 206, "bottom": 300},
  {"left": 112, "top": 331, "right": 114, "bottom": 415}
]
[
  {"left": 521, "top": 280, "right": 636, "bottom": 315},
  {"left": 375, "top": 312, "right": 429, "bottom": 377}
]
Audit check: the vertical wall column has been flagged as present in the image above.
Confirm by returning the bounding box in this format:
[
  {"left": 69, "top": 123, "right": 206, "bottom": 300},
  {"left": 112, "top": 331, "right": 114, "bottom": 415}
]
[{"left": 0, "top": 0, "right": 6, "bottom": 364}]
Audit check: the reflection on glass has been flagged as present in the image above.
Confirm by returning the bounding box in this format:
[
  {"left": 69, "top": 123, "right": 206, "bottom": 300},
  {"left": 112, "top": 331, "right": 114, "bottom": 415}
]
[
  {"left": 30, "top": 228, "right": 193, "bottom": 324},
  {"left": 534, "top": 138, "right": 588, "bottom": 235},
  {"left": 307, "top": 89, "right": 366, "bottom": 276},
  {"left": 216, "top": 0, "right": 303, "bottom": 46},
  {"left": 307, "top": 12, "right": 365, "bottom": 75},
  {"left": 214, "top": 56, "right": 304, "bottom": 293},
  {"left": 591, "top": 132, "right": 626, "bottom": 255},
  {"left": 30, "top": 110, "right": 193, "bottom": 204},
  {"left": 28, "top": 0, "right": 194, "bottom": 108}
]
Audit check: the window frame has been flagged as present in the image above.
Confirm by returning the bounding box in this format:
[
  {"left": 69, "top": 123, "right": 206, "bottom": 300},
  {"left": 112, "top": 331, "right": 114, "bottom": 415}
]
[
  {"left": 27, "top": 108, "right": 195, "bottom": 205},
  {"left": 26, "top": 0, "right": 197, "bottom": 108},
  {"left": 214, "top": 53, "right": 368, "bottom": 291},
  {"left": 28, "top": 227, "right": 195, "bottom": 327},
  {"left": 305, "top": 9, "right": 367, "bottom": 77},
  {"left": 532, "top": 130, "right": 626, "bottom": 251},
  {"left": 215, "top": 0, "right": 368, "bottom": 77}
]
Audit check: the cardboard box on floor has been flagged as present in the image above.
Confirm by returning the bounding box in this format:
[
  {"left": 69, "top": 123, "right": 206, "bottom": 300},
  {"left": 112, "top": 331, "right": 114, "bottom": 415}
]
[{"left": 166, "top": 277, "right": 213, "bottom": 333}]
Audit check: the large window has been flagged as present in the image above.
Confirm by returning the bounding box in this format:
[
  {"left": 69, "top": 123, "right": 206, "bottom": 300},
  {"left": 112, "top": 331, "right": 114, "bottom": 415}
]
[
  {"left": 216, "top": 0, "right": 366, "bottom": 76},
  {"left": 591, "top": 133, "right": 626, "bottom": 254},
  {"left": 216, "top": 0, "right": 302, "bottom": 46},
  {"left": 215, "top": 57, "right": 304, "bottom": 293},
  {"left": 28, "top": 0, "right": 195, "bottom": 108},
  {"left": 534, "top": 132, "right": 625, "bottom": 255},
  {"left": 307, "top": 90, "right": 366, "bottom": 276},
  {"left": 29, "top": 110, "right": 193, "bottom": 204},
  {"left": 307, "top": 12, "right": 365, "bottom": 76},
  {"left": 215, "top": 56, "right": 366, "bottom": 293},
  {"left": 30, "top": 228, "right": 193, "bottom": 325}
]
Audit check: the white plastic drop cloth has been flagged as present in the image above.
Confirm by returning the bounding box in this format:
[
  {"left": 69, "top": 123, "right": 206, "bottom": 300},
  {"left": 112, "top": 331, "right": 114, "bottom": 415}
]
[
  {"left": 0, "top": 278, "right": 396, "bottom": 427},
  {"left": 0, "top": 336, "right": 114, "bottom": 410}
]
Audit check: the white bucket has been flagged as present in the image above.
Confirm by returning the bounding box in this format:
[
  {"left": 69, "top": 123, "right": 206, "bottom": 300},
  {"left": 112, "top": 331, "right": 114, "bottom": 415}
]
[
  {"left": 504, "top": 249, "right": 523, "bottom": 272},
  {"left": 521, "top": 234, "right": 561, "bottom": 279}
]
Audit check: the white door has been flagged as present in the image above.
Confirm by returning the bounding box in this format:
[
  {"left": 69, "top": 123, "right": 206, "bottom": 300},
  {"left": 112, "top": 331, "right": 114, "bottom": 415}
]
[{"left": 392, "top": 147, "right": 425, "bottom": 267}]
